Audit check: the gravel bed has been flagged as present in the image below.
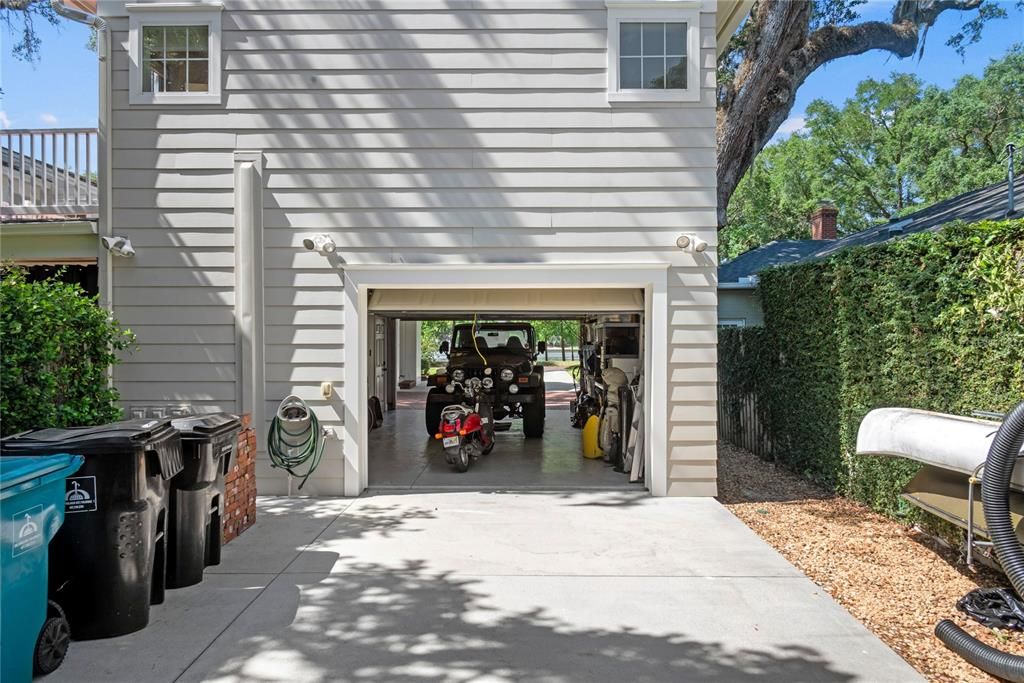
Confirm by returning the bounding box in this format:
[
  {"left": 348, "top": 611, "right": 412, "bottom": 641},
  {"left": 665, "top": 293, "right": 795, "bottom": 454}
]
[{"left": 717, "top": 441, "right": 1024, "bottom": 682}]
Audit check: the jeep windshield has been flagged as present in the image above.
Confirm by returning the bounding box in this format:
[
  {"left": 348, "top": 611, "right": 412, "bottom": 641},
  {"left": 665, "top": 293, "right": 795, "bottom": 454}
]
[{"left": 452, "top": 325, "right": 533, "bottom": 352}]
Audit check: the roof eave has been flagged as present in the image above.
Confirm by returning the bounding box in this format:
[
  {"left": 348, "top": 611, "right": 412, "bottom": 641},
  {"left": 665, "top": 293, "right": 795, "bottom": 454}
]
[{"left": 716, "top": 0, "right": 753, "bottom": 56}]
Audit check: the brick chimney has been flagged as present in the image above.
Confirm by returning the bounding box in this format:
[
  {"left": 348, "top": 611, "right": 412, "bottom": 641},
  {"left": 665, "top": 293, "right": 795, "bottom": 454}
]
[{"left": 810, "top": 201, "right": 838, "bottom": 240}]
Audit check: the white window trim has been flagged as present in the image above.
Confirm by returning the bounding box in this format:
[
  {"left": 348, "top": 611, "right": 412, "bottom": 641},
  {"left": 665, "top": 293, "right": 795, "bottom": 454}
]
[
  {"left": 718, "top": 319, "right": 747, "bottom": 328},
  {"left": 606, "top": 1, "right": 702, "bottom": 103},
  {"left": 127, "top": 2, "right": 223, "bottom": 105}
]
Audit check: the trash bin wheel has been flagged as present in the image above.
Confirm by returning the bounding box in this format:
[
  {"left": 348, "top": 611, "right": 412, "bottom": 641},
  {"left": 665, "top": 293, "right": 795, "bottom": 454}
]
[{"left": 34, "top": 603, "right": 70, "bottom": 675}]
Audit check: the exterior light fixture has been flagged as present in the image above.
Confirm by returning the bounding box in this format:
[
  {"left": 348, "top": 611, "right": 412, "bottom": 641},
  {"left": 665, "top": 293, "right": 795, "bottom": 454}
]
[
  {"left": 676, "top": 234, "right": 708, "bottom": 253},
  {"left": 100, "top": 235, "right": 136, "bottom": 257},
  {"left": 302, "top": 234, "right": 337, "bottom": 255}
]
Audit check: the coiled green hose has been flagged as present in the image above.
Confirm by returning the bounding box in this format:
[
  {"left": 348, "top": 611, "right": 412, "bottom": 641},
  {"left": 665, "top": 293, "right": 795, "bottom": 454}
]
[{"left": 267, "top": 395, "right": 325, "bottom": 490}]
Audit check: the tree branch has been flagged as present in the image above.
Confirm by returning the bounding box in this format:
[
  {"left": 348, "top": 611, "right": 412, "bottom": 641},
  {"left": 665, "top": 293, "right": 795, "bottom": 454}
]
[{"left": 716, "top": 0, "right": 989, "bottom": 228}]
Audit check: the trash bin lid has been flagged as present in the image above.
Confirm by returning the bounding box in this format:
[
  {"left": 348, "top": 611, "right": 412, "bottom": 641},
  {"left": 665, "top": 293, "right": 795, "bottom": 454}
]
[
  {"left": 171, "top": 413, "right": 241, "bottom": 440},
  {"left": 1, "top": 418, "right": 177, "bottom": 456},
  {"left": 0, "top": 454, "right": 83, "bottom": 493}
]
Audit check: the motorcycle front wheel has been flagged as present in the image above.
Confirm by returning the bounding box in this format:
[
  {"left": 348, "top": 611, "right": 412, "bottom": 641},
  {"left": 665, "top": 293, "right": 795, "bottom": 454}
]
[{"left": 454, "top": 441, "right": 471, "bottom": 472}]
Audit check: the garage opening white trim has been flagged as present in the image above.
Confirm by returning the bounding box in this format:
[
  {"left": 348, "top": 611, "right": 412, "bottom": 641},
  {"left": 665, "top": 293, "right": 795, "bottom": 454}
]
[
  {"left": 342, "top": 264, "right": 670, "bottom": 497},
  {"left": 368, "top": 287, "right": 644, "bottom": 313}
]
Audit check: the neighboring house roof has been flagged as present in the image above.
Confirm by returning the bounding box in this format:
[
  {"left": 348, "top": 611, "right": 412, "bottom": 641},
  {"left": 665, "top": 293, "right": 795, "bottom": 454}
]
[
  {"left": 1, "top": 146, "right": 98, "bottom": 222},
  {"left": 718, "top": 240, "right": 821, "bottom": 287},
  {"left": 812, "top": 174, "right": 1023, "bottom": 261},
  {"left": 719, "top": 174, "right": 1022, "bottom": 287}
]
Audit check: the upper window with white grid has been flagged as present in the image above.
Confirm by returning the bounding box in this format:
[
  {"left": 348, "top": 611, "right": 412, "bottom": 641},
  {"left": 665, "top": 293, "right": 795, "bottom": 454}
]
[
  {"left": 618, "top": 22, "right": 687, "bottom": 90},
  {"left": 142, "top": 26, "right": 210, "bottom": 94},
  {"left": 606, "top": 4, "right": 701, "bottom": 104},
  {"left": 128, "top": 4, "right": 223, "bottom": 106}
]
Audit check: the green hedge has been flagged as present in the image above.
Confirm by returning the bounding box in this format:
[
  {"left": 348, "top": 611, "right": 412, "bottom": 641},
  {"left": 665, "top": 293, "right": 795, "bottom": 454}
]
[
  {"left": 1, "top": 268, "right": 135, "bottom": 436},
  {"left": 720, "top": 219, "right": 1024, "bottom": 518}
]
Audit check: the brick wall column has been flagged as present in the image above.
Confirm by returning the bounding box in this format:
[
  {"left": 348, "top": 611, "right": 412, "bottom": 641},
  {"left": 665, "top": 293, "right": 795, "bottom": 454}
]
[{"left": 223, "top": 414, "right": 257, "bottom": 544}]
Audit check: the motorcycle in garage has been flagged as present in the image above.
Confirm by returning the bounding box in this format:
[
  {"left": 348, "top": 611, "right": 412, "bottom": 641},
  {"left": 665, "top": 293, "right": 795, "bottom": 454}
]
[{"left": 434, "top": 377, "right": 496, "bottom": 472}]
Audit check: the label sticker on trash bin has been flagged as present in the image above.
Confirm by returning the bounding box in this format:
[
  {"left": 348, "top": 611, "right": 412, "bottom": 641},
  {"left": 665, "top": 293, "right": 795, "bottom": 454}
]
[
  {"left": 65, "top": 477, "right": 98, "bottom": 513},
  {"left": 12, "top": 505, "right": 44, "bottom": 557}
]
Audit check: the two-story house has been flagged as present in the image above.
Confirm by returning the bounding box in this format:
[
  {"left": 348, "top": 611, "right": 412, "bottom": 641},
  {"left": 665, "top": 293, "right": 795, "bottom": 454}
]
[{"left": 55, "top": 0, "right": 750, "bottom": 497}]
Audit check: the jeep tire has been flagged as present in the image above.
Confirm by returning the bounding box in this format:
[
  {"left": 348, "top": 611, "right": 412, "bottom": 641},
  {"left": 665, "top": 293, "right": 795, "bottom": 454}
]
[
  {"left": 522, "top": 387, "right": 545, "bottom": 438},
  {"left": 425, "top": 388, "right": 448, "bottom": 437}
]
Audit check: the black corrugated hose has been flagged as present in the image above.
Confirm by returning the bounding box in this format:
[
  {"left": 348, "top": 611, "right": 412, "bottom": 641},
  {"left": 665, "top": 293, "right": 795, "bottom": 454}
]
[{"left": 936, "top": 401, "right": 1024, "bottom": 682}]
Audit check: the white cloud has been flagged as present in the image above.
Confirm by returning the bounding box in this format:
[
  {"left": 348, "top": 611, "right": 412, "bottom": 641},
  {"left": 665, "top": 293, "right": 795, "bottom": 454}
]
[
  {"left": 0, "top": 111, "right": 11, "bottom": 129},
  {"left": 776, "top": 115, "right": 808, "bottom": 137},
  {"left": 40, "top": 112, "right": 59, "bottom": 126}
]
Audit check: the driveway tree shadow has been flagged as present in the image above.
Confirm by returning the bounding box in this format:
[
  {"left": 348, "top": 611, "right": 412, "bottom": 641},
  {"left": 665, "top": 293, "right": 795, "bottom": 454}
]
[{"left": 195, "top": 558, "right": 860, "bottom": 683}]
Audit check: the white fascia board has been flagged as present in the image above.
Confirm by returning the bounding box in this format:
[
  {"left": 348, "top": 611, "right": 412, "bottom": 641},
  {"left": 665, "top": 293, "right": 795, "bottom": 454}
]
[
  {"left": 606, "top": 1, "right": 701, "bottom": 7},
  {"left": 101, "top": 0, "right": 221, "bottom": 14}
]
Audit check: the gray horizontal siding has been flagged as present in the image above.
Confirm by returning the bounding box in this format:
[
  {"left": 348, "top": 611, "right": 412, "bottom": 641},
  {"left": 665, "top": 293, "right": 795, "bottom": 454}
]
[{"left": 108, "top": 0, "right": 720, "bottom": 496}]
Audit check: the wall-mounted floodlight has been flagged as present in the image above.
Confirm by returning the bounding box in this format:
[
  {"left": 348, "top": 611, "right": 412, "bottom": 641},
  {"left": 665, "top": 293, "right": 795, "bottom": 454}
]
[
  {"left": 100, "top": 235, "right": 136, "bottom": 257},
  {"left": 676, "top": 234, "right": 708, "bottom": 253},
  {"left": 302, "top": 234, "right": 337, "bottom": 255}
]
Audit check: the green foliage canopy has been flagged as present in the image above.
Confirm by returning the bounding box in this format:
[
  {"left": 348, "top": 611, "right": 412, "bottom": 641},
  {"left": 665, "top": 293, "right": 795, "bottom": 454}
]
[
  {"left": 0, "top": 268, "right": 135, "bottom": 436},
  {"left": 721, "top": 46, "right": 1024, "bottom": 259},
  {"left": 718, "top": 219, "right": 1024, "bottom": 518}
]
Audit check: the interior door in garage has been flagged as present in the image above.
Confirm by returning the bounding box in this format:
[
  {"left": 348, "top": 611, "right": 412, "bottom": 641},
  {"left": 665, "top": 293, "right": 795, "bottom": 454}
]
[{"left": 370, "top": 315, "right": 388, "bottom": 406}]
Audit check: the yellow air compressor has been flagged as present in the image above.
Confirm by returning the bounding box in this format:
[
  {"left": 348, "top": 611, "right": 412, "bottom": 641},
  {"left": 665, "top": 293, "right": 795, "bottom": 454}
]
[{"left": 582, "top": 414, "right": 603, "bottom": 459}]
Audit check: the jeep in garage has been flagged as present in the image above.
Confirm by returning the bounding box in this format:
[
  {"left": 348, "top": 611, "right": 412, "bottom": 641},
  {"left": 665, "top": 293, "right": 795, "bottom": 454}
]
[{"left": 426, "top": 322, "right": 546, "bottom": 438}]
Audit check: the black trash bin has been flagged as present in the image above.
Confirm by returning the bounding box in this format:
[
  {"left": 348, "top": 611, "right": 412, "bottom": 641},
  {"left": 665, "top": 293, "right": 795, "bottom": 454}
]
[
  {"left": 0, "top": 419, "right": 183, "bottom": 640},
  {"left": 167, "top": 413, "right": 241, "bottom": 589}
]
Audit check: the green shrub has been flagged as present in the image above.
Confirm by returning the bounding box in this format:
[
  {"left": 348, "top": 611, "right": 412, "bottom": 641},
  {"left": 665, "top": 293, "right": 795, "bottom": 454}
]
[
  {"left": 1, "top": 267, "right": 135, "bottom": 436},
  {"left": 719, "top": 219, "right": 1024, "bottom": 518}
]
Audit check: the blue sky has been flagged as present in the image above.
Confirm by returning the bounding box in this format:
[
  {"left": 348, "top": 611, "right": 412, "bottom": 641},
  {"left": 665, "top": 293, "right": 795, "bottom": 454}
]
[
  {"left": 0, "top": 1, "right": 1022, "bottom": 132},
  {"left": 773, "top": 1, "right": 1024, "bottom": 141}
]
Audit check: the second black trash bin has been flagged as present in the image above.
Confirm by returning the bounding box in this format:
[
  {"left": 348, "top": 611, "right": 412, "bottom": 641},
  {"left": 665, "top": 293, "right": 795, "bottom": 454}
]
[
  {"left": 0, "top": 419, "right": 183, "bottom": 640},
  {"left": 167, "top": 413, "right": 241, "bottom": 589}
]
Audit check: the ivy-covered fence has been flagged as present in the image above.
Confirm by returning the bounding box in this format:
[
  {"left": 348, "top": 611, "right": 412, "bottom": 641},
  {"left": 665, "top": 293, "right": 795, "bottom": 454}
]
[
  {"left": 0, "top": 268, "right": 135, "bottom": 436},
  {"left": 718, "top": 219, "right": 1024, "bottom": 518}
]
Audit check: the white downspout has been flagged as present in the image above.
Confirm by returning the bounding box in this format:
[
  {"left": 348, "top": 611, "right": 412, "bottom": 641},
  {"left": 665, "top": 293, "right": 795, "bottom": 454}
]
[{"left": 51, "top": 0, "right": 113, "bottom": 312}]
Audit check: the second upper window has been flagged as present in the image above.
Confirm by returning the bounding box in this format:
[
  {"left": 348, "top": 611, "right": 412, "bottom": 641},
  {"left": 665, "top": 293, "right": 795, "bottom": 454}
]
[
  {"left": 606, "top": 3, "right": 700, "bottom": 103},
  {"left": 619, "top": 22, "right": 687, "bottom": 90}
]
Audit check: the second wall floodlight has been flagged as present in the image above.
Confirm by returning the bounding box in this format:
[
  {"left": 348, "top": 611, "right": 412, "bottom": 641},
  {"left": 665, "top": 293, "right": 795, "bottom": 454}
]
[
  {"left": 302, "top": 234, "right": 337, "bottom": 255},
  {"left": 676, "top": 234, "right": 708, "bottom": 253}
]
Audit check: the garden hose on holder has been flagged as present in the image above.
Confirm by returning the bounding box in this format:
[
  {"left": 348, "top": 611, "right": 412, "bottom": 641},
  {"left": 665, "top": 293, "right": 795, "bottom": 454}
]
[
  {"left": 267, "top": 395, "right": 326, "bottom": 490},
  {"left": 936, "top": 401, "right": 1024, "bottom": 681}
]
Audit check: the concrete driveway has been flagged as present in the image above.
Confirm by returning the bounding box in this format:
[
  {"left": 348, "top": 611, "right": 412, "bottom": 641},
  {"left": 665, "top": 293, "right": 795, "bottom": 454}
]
[{"left": 53, "top": 492, "right": 921, "bottom": 682}]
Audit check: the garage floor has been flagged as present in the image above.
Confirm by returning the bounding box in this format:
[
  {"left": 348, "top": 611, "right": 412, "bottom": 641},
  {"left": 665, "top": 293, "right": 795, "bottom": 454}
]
[
  {"left": 50, "top": 492, "right": 921, "bottom": 682},
  {"left": 369, "top": 368, "right": 639, "bottom": 490}
]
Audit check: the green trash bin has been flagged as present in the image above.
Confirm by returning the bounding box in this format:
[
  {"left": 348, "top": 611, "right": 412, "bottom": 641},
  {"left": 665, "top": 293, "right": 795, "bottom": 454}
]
[{"left": 0, "top": 454, "right": 83, "bottom": 682}]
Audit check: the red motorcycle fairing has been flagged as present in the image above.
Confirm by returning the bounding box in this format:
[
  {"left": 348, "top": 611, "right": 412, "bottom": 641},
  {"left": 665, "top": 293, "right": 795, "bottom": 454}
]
[{"left": 462, "top": 412, "right": 482, "bottom": 434}]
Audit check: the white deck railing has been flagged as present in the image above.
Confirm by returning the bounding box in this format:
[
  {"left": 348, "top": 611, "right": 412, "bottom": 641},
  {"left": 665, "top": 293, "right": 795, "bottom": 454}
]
[{"left": 1, "top": 129, "right": 99, "bottom": 221}]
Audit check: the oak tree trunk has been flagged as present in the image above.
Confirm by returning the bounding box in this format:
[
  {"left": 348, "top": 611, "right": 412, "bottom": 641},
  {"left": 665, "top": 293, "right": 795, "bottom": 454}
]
[{"left": 716, "top": 0, "right": 984, "bottom": 228}]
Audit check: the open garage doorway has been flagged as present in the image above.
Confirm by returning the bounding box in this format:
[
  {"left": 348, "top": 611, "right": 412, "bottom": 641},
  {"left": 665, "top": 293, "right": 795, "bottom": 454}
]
[{"left": 364, "top": 289, "right": 648, "bottom": 492}]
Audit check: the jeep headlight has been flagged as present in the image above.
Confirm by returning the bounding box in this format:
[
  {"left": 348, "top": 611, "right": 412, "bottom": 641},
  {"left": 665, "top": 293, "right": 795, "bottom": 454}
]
[
  {"left": 445, "top": 384, "right": 456, "bottom": 394},
  {"left": 500, "top": 368, "right": 515, "bottom": 382},
  {"left": 508, "top": 384, "right": 519, "bottom": 394},
  {"left": 482, "top": 377, "right": 494, "bottom": 389},
  {"left": 452, "top": 369, "right": 465, "bottom": 381}
]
